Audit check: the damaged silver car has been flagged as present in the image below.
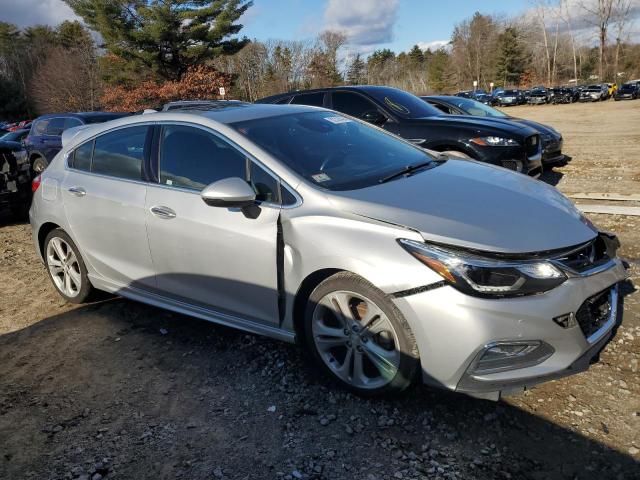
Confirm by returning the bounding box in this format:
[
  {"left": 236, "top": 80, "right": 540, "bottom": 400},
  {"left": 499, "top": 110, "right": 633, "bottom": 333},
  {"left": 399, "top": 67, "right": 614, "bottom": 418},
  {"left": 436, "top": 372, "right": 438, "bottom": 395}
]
[{"left": 29, "top": 103, "right": 627, "bottom": 399}]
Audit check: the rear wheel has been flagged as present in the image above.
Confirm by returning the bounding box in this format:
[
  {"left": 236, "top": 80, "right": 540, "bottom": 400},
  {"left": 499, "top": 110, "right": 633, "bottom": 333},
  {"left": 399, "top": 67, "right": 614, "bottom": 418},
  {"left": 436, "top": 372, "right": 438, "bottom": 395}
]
[
  {"left": 31, "top": 156, "right": 48, "bottom": 175},
  {"left": 304, "top": 272, "right": 419, "bottom": 395},
  {"left": 44, "top": 228, "right": 93, "bottom": 303}
]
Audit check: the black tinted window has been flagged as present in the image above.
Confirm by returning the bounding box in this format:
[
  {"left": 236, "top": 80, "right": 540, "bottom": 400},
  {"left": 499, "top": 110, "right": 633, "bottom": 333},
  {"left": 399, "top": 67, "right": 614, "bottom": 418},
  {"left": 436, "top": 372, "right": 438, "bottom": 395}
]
[
  {"left": 92, "top": 126, "right": 148, "bottom": 180},
  {"left": 159, "top": 125, "right": 246, "bottom": 191},
  {"left": 46, "top": 118, "right": 66, "bottom": 136},
  {"left": 332, "top": 92, "right": 378, "bottom": 118},
  {"left": 250, "top": 162, "right": 279, "bottom": 203},
  {"left": 71, "top": 140, "right": 94, "bottom": 171},
  {"left": 274, "top": 96, "right": 292, "bottom": 105},
  {"left": 64, "top": 117, "right": 82, "bottom": 130},
  {"left": 33, "top": 119, "right": 49, "bottom": 135},
  {"left": 291, "top": 92, "right": 325, "bottom": 106}
]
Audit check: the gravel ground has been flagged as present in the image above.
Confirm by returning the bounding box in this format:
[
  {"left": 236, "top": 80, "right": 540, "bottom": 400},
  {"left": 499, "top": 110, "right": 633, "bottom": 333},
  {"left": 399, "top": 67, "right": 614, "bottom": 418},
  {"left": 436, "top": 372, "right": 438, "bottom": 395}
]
[{"left": 1, "top": 100, "right": 639, "bottom": 480}]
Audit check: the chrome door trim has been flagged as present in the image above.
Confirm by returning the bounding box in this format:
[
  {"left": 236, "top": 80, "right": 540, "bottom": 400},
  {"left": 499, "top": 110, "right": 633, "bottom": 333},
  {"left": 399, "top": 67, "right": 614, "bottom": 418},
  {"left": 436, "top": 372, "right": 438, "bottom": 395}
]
[{"left": 150, "top": 205, "right": 177, "bottom": 219}]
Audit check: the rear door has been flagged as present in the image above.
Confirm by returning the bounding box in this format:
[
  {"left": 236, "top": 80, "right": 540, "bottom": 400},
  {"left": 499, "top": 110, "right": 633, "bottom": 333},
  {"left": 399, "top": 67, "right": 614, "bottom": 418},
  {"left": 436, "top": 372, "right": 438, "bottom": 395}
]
[
  {"left": 62, "top": 125, "right": 155, "bottom": 289},
  {"left": 144, "top": 123, "right": 281, "bottom": 325}
]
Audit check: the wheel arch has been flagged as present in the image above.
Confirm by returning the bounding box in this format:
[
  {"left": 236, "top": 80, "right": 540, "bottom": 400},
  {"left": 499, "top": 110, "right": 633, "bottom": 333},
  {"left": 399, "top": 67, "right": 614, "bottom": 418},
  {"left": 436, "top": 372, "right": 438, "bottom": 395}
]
[{"left": 37, "top": 222, "right": 62, "bottom": 259}]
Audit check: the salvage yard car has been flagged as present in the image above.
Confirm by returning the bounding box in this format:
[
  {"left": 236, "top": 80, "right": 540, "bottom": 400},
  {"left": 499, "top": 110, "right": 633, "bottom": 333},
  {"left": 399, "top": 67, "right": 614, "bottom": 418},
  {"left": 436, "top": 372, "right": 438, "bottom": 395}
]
[
  {"left": 1, "top": 129, "right": 31, "bottom": 218},
  {"left": 30, "top": 103, "right": 627, "bottom": 400},
  {"left": 579, "top": 85, "right": 608, "bottom": 102},
  {"left": 422, "top": 96, "right": 566, "bottom": 167},
  {"left": 258, "top": 86, "right": 542, "bottom": 177},
  {"left": 614, "top": 82, "right": 639, "bottom": 100},
  {"left": 25, "top": 112, "right": 130, "bottom": 174}
]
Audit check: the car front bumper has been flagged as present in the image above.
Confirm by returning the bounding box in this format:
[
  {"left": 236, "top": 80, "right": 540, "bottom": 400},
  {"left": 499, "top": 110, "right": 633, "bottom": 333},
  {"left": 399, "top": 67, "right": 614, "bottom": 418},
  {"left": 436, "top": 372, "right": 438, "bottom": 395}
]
[{"left": 393, "top": 257, "right": 627, "bottom": 400}]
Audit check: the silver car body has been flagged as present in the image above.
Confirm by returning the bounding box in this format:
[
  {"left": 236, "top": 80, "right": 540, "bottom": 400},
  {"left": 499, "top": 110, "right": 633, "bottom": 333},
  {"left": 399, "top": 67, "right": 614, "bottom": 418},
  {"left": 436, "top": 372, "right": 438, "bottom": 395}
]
[{"left": 30, "top": 104, "right": 627, "bottom": 400}]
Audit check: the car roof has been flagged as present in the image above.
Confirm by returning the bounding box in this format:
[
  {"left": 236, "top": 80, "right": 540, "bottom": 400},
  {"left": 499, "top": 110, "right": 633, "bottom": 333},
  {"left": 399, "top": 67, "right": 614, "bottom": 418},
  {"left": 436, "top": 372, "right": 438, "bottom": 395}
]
[
  {"left": 257, "top": 85, "right": 416, "bottom": 103},
  {"left": 34, "top": 112, "right": 128, "bottom": 121}
]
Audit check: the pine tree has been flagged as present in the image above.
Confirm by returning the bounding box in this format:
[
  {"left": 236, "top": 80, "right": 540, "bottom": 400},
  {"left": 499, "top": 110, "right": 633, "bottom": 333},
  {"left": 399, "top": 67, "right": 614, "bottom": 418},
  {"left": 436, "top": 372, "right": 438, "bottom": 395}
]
[
  {"left": 408, "top": 44, "right": 424, "bottom": 67},
  {"left": 347, "top": 53, "right": 365, "bottom": 85},
  {"left": 495, "top": 27, "right": 528, "bottom": 87},
  {"left": 64, "top": 0, "right": 252, "bottom": 81}
]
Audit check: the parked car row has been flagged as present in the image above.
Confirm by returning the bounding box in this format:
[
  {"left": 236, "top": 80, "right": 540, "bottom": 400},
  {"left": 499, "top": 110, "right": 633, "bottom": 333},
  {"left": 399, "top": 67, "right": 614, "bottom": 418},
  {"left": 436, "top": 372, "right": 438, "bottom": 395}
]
[
  {"left": 29, "top": 94, "right": 627, "bottom": 400},
  {"left": 455, "top": 81, "right": 640, "bottom": 106}
]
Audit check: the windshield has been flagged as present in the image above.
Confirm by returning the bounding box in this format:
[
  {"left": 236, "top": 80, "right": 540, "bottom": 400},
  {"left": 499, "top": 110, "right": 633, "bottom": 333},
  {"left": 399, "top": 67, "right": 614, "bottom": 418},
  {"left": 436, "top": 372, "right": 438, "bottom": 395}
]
[
  {"left": 447, "top": 97, "right": 507, "bottom": 118},
  {"left": 231, "top": 111, "right": 436, "bottom": 191},
  {"left": 365, "top": 88, "right": 442, "bottom": 119}
]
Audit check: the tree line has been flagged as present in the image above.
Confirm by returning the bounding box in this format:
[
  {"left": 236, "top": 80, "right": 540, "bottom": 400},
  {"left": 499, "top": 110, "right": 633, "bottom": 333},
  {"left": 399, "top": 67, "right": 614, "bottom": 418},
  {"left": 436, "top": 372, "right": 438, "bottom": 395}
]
[{"left": 0, "top": 0, "right": 638, "bottom": 119}]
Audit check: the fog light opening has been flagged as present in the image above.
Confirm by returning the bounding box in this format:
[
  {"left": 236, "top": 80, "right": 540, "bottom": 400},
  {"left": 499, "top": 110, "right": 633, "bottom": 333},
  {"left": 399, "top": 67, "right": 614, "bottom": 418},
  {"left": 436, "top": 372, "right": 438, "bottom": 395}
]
[
  {"left": 469, "top": 341, "right": 554, "bottom": 375},
  {"left": 553, "top": 312, "right": 577, "bottom": 329}
]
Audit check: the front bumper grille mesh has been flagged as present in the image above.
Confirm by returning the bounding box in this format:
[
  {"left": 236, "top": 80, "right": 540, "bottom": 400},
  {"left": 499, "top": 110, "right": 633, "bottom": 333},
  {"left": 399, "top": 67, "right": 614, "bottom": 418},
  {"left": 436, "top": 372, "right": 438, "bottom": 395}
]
[{"left": 575, "top": 288, "right": 614, "bottom": 338}]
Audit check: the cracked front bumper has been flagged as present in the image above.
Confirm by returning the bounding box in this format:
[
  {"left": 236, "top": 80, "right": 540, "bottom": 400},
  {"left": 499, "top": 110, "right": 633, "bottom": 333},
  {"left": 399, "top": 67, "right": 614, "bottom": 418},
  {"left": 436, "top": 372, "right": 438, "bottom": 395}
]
[{"left": 392, "top": 258, "right": 627, "bottom": 400}]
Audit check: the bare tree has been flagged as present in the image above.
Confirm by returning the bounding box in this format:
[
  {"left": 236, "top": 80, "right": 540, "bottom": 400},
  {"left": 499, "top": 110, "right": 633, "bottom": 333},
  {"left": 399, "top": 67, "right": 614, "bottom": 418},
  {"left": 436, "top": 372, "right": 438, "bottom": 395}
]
[
  {"left": 581, "top": 0, "right": 616, "bottom": 81},
  {"left": 559, "top": 0, "right": 579, "bottom": 82},
  {"left": 611, "top": 0, "right": 634, "bottom": 81}
]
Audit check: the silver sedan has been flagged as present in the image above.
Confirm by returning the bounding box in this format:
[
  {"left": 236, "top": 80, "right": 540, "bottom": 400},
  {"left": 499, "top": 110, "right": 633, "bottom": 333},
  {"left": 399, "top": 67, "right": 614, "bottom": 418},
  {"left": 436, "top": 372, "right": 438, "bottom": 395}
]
[{"left": 29, "top": 103, "right": 627, "bottom": 399}]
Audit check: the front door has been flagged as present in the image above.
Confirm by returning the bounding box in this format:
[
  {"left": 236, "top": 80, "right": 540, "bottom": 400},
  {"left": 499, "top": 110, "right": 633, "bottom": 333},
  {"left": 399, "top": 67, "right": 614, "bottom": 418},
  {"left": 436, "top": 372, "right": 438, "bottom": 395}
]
[{"left": 145, "top": 124, "right": 281, "bottom": 325}]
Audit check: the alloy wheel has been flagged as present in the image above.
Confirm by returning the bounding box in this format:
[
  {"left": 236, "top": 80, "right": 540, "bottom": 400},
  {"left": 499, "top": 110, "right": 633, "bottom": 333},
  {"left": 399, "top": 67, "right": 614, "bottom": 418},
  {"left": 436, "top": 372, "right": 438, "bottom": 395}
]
[
  {"left": 46, "top": 237, "right": 82, "bottom": 298},
  {"left": 311, "top": 290, "right": 401, "bottom": 389}
]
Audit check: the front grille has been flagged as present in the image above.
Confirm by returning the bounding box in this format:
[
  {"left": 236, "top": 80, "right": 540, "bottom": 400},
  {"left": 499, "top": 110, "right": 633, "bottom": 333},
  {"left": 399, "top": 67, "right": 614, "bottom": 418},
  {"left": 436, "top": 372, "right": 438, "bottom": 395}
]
[
  {"left": 525, "top": 135, "right": 540, "bottom": 157},
  {"left": 554, "top": 238, "right": 609, "bottom": 273},
  {"left": 575, "top": 288, "right": 613, "bottom": 338}
]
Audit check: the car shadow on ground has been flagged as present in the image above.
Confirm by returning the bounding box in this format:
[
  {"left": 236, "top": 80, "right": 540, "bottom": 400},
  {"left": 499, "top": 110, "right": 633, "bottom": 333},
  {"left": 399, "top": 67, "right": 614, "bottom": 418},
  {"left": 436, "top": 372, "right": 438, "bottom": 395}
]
[{"left": 0, "top": 277, "right": 637, "bottom": 479}]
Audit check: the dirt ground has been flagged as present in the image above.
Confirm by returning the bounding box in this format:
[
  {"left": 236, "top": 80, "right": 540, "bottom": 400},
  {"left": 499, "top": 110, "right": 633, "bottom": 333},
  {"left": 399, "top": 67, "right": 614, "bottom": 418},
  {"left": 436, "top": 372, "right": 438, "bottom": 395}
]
[{"left": 1, "top": 100, "right": 639, "bottom": 480}]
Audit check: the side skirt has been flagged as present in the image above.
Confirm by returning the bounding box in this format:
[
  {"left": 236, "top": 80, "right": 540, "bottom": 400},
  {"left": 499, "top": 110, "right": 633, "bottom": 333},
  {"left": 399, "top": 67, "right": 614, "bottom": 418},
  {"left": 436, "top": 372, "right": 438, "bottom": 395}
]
[{"left": 89, "top": 275, "right": 296, "bottom": 344}]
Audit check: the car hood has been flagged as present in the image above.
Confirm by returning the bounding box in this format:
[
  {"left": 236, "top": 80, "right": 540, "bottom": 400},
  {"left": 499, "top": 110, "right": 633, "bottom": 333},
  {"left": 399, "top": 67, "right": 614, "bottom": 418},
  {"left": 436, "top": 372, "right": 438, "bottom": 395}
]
[
  {"left": 408, "top": 114, "right": 534, "bottom": 136},
  {"left": 327, "top": 159, "right": 596, "bottom": 254},
  {"left": 506, "top": 118, "right": 561, "bottom": 141},
  {"left": 0, "top": 140, "right": 23, "bottom": 151}
]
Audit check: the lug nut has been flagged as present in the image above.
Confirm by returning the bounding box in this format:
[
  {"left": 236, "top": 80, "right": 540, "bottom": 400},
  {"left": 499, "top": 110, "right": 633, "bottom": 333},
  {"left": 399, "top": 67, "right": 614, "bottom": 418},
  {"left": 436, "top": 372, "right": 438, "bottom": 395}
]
[
  {"left": 346, "top": 341, "right": 352, "bottom": 348},
  {"left": 344, "top": 328, "right": 350, "bottom": 336},
  {"left": 356, "top": 346, "right": 364, "bottom": 353},
  {"left": 361, "top": 336, "right": 369, "bottom": 343}
]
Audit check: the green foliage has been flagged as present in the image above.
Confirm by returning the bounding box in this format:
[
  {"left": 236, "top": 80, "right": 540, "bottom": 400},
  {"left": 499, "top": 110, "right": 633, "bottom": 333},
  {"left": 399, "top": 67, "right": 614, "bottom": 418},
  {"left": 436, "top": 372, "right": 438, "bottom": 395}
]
[
  {"left": 347, "top": 53, "right": 365, "bottom": 85},
  {"left": 64, "top": 0, "right": 252, "bottom": 81},
  {"left": 427, "top": 48, "right": 451, "bottom": 93},
  {"left": 495, "top": 27, "right": 527, "bottom": 87},
  {"left": 408, "top": 44, "right": 424, "bottom": 67},
  {"left": 367, "top": 49, "right": 395, "bottom": 70}
]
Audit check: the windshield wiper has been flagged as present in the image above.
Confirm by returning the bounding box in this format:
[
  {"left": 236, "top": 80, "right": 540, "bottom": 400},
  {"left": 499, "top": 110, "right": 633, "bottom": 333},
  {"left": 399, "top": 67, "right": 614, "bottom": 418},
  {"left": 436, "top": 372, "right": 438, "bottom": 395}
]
[{"left": 378, "top": 160, "right": 436, "bottom": 184}]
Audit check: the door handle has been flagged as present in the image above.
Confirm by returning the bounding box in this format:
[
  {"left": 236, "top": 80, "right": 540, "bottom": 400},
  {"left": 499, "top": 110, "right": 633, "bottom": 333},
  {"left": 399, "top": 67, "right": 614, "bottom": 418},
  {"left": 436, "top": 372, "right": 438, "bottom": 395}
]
[
  {"left": 68, "top": 186, "right": 86, "bottom": 197},
  {"left": 150, "top": 205, "right": 176, "bottom": 219}
]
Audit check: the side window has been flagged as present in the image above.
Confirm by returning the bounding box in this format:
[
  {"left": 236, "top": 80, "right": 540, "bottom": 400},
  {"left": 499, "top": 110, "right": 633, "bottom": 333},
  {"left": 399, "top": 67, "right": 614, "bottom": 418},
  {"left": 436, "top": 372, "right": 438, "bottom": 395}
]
[
  {"left": 281, "top": 186, "right": 298, "bottom": 206},
  {"left": 290, "top": 92, "right": 325, "bottom": 106},
  {"left": 64, "top": 117, "right": 82, "bottom": 130},
  {"left": 92, "top": 126, "right": 148, "bottom": 180},
  {"left": 33, "top": 119, "right": 50, "bottom": 135},
  {"left": 46, "top": 117, "right": 66, "bottom": 136},
  {"left": 274, "top": 96, "right": 292, "bottom": 105},
  {"left": 249, "top": 162, "right": 279, "bottom": 203},
  {"left": 431, "top": 103, "right": 451, "bottom": 114},
  {"left": 159, "top": 125, "right": 246, "bottom": 191},
  {"left": 70, "top": 140, "right": 94, "bottom": 171},
  {"left": 332, "top": 92, "right": 378, "bottom": 118}
]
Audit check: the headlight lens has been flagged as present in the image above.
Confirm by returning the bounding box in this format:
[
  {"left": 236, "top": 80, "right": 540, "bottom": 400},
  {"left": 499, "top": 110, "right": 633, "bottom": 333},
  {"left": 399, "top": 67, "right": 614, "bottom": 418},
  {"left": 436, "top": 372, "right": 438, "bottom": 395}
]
[
  {"left": 469, "top": 136, "right": 520, "bottom": 147},
  {"left": 398, "top": 239, "right": 567, "bottom": 297}
]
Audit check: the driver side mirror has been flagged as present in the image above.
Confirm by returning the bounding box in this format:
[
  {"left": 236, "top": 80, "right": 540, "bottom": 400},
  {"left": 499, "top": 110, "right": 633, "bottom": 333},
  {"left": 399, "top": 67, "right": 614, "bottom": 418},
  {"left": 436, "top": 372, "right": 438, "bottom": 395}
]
[
  {"left": 201, "top": 177, "right": 256, "bottom": 208},
  {"left": 360, "top": 110, "right": 387, "bottom": 125}
]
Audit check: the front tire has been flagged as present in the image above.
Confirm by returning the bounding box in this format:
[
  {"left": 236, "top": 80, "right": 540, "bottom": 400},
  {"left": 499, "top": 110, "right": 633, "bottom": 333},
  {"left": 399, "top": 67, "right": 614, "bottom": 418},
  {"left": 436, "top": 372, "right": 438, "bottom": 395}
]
[
  {"left": 303, "top": 272, "right": 419, "bottom": 395},
  {"left": 44, "top": 228, "right": 93, "bottom": 303}
]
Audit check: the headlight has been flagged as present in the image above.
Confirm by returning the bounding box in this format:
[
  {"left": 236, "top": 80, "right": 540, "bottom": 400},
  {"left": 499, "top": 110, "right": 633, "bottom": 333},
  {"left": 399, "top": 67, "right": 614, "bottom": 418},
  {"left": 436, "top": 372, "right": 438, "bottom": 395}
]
[
  {"left": 469, "top": 136, "right": 519, "bottom": 147},
  {"left": 398, "top": 239, "right": 567, "bottom": 297}
]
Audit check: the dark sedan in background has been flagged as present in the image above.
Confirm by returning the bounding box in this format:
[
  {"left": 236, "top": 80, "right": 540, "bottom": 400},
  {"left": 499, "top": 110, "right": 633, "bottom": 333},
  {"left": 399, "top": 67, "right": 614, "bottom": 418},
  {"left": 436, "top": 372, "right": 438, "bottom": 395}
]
[
  {"left": 24, "top": 112, "right": 129, "bottom": 174},
  {"left": 614, "top": 82, "right": 639, "bottom": 100},
  {"left": 258, "top": 86, "right": 542, "bottom": 177},
  {"left": 422, "top": 96, "right": 566, "bottom": 168}
]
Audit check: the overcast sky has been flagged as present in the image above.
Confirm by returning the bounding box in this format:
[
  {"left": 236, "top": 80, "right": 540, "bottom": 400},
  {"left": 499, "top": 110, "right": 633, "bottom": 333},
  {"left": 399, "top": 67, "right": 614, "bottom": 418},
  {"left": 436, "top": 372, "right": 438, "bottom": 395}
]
[{"left": 1, "top": 0, "right": 638, "bottom": 55}]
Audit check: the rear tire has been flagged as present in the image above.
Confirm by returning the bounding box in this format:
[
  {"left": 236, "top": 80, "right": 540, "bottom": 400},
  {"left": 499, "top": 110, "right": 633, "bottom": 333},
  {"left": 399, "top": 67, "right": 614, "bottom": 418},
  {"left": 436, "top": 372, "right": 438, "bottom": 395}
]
[
  {"left": 44, "top": 228, "right": 93, "bottom": 303},
  {"left": 303, "top": 272, "right": 419, "bottom": 396},
  {"left": 31, "top": 156, "right": 48, "bottom": 175}
]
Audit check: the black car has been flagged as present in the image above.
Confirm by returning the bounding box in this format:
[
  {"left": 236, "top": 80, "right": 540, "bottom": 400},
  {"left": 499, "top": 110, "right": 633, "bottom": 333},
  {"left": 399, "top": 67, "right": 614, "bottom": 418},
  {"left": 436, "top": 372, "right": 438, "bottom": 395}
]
[
  {"left": 493, "top": 89, "right": 525, "bottom": 106},
  {"left": 257, "top": 86, "right": 542, "bottom": 177},
  {"left": 423, "top": 95, "right": 566, "bottom": 167},
  {"left": 1, "top": 130, "right": 32, "bottom": 218},
  {"left": 614, "top": 82, "right": 639, "bottom": 100},
  {"left": 528, "top": 87, "right": 549, "bottom": 105},
  {"left": 25, "top": 112, "right": 129, "bottom": 174},
  {"left": 550, "top": 87, "right": 578, "bottom": 104}
]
